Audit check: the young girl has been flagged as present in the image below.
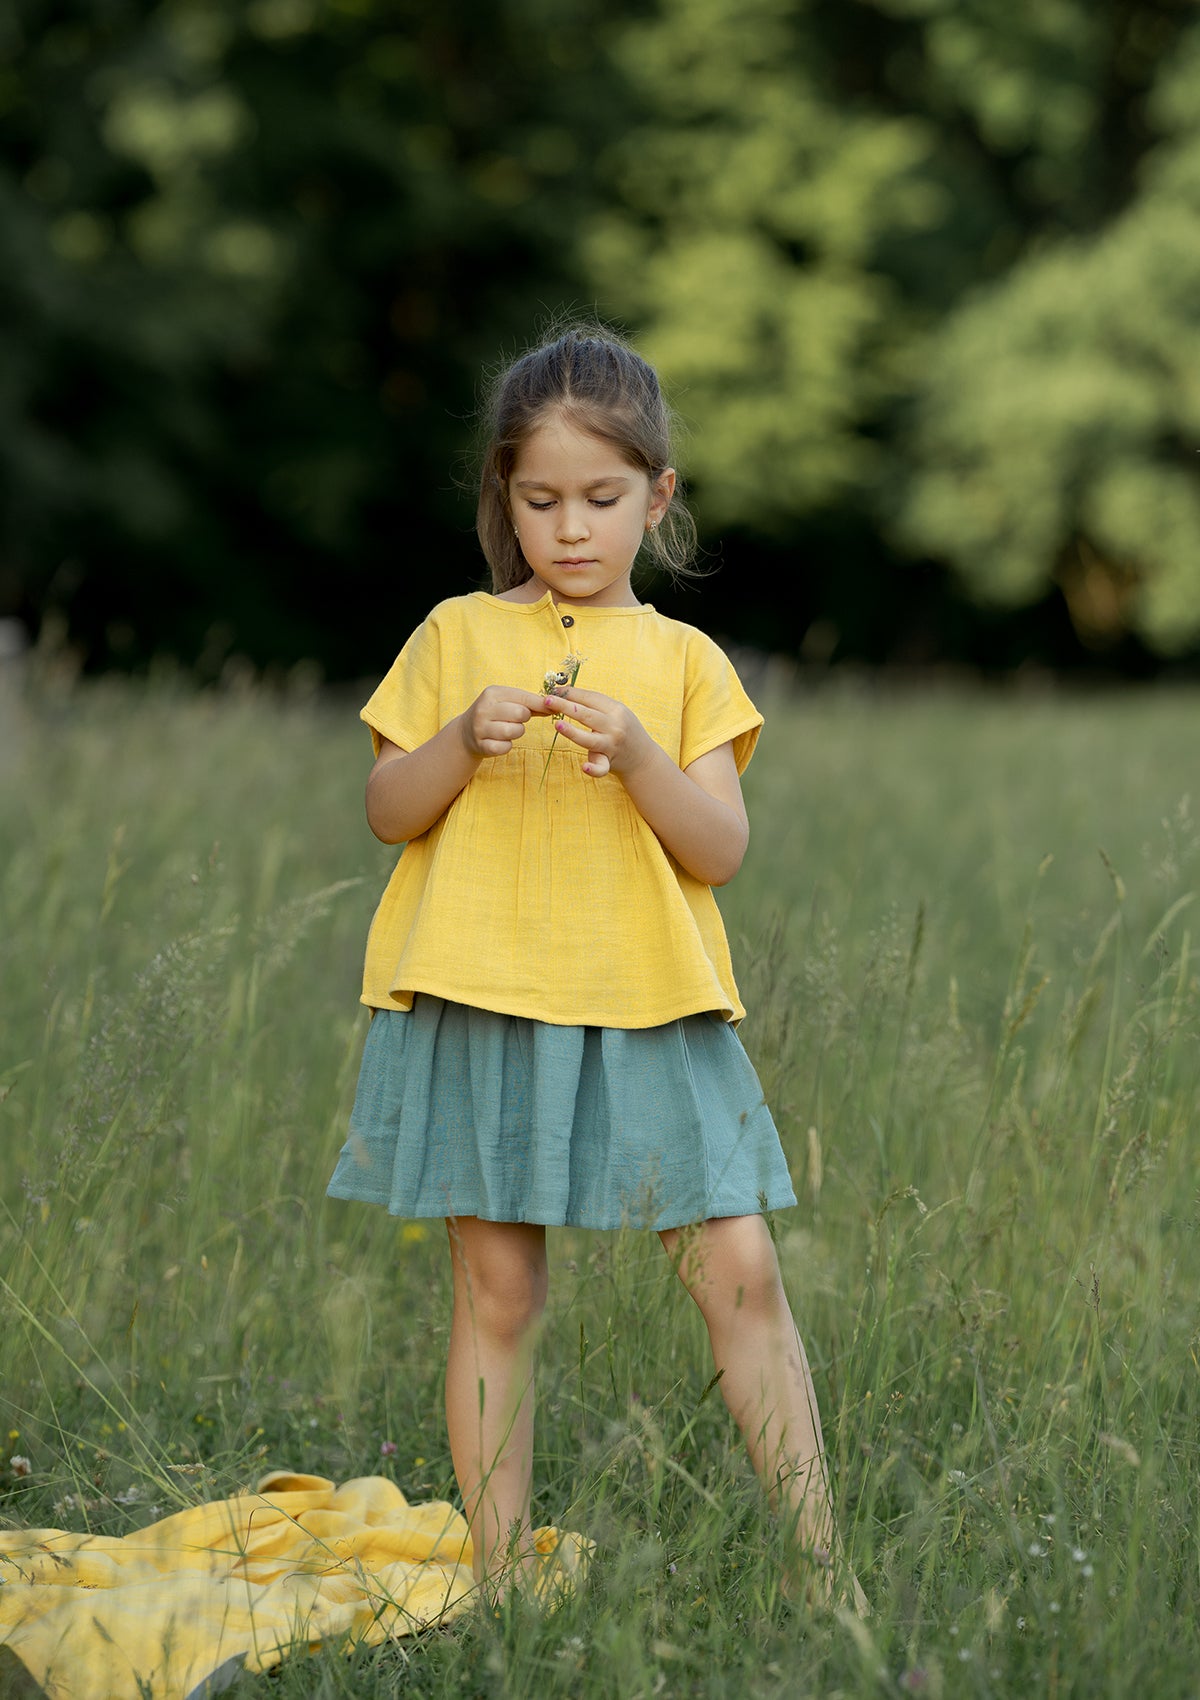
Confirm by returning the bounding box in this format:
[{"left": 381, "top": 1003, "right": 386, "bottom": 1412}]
[{"left": 327, "top": 326, "right": 856, "bottom": 1608}]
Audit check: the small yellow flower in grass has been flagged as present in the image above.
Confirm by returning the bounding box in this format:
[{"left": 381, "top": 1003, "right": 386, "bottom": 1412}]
[
  {"left": 400, "top": 1223, "right": 427, "bottom": 1243},
  {"left": 540, "top": 654, "right": 585, "bottom": 786}
]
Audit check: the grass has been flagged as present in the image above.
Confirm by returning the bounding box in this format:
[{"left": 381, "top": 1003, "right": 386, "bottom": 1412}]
[{"left": 2, "top": 652, "right": 1199, "bottom": 1696}]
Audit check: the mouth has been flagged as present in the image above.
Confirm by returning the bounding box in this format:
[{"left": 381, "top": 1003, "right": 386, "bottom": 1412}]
[{"left": 556, "top": 558, "right": 594, "bottom": 567}]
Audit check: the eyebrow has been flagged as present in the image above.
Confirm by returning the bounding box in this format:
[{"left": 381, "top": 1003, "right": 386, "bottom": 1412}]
[{"left": 513, "top": 474, "right": 634, "bottom": 491}]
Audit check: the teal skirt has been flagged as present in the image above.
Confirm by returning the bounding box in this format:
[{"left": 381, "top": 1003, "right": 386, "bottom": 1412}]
[{"left": 325, "top": 996, "right": 796, "bottom": 1231}]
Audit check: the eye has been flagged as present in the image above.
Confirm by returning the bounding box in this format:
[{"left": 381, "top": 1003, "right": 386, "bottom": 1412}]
[
  {"left": 524, "top": 500, "right": 554, "bottom": 511},
  {"left": 590, "top": 497, "right": 619, "bottom": 508}
]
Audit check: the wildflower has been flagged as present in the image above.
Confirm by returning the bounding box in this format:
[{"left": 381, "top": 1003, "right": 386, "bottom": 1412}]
[
  {"left": 379, "top": 1439, "right": 398, "bottom": 1458},
  {"left": 1028, "top": 1540, "right": 1047, "bottom": 1557},
  {"left": 10, "top": 1455, "right": 31, "bottom": 1477},
  {"left": 539, "top": 654, "right": 586, "bottom": 786}
]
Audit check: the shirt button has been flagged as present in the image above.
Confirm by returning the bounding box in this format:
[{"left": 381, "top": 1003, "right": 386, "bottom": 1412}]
[{"left": 561, "top": 614, "right": 575, "bottom": 627}]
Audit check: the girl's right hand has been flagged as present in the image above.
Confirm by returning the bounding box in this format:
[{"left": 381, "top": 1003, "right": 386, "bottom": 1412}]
[{"left": 460, "top": 687, "right": 555, "bottom": 759}]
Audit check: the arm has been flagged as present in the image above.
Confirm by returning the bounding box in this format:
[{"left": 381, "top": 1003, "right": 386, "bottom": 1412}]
[
  {"left": 366, "top": 686, "right": 552, "bottom": 843},
  {"left": 545, "top": 688, "right": 749, "bottom": 886}
]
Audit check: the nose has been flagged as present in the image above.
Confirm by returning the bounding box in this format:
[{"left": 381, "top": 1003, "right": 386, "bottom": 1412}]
[{"left": 556, "top": 501, "right": 589, "bottom": 543}]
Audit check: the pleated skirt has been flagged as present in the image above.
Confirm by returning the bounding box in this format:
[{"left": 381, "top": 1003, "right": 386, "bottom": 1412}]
[{"left": 325, "top": 996, "right": 796, "bottom": 1231}]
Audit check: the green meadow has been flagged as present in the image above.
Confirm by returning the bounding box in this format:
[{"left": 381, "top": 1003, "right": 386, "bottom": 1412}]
[{"left": 2, "top": 658, "right": 1198, "bottom": 1697}]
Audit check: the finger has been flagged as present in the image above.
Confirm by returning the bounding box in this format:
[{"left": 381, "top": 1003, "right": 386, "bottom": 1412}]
[
  {"left": 494, "top": 688, "right": 556, "bottom": 715},
  {"left": 508, "top": 690, "right": 557, "bottom": 713},
  {"left": 544, "top": 694, "right": 600, "bottom": 726},
  {"left": 549, "top": 686, "right": 611, "bottom": 711},
  {"left": 548, "top": 716, "right": 597, "bottom": 750},
  {"left": 581, "top": 752, "right": 611, "bottom": 778}
]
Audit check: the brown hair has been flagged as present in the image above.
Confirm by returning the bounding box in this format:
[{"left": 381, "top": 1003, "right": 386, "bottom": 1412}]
[{"left": 476, "top": 323, "right": 699, "bottom": 592}]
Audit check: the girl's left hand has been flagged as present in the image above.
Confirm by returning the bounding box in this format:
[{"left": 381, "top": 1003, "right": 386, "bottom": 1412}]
[{"left": 544, "top": 687, "right": 655, "bottom": 780}]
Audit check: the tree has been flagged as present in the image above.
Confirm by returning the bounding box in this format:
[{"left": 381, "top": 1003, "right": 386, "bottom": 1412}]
[
  {"left": 896, "top": 13, "right": 1200, "bottom": 653},
  {"left": 582, "top": 0, "right": 1200, "bottom": 659},
  {"left": 1, "top": 0, "right": 625, "bottom": 675}
]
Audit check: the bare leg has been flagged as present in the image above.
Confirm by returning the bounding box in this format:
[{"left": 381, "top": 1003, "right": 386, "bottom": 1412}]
[
  {"left": 659, "top": 1214, "right": 853, "bottom": 1602},
  {"left": 444, "top": 1216, "right": 548, "bottom": 1593}
]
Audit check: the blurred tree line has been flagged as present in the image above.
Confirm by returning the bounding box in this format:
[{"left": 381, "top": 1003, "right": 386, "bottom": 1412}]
[{"left": 3, "top": 0, "right": 1199, "bottom": 680}]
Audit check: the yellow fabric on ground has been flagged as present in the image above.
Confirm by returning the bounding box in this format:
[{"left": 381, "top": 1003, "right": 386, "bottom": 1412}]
[{"left": 0, "top": 1470, "right": 590, "bottom": 1699}]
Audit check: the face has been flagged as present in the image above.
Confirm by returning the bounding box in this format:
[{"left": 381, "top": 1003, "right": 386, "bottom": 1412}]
[{"left": 507, "top": 411, "right": 675, "bottom": 606}]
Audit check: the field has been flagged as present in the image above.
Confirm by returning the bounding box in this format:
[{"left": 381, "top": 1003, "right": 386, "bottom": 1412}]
[{"left": 2, "top": 655, "right": 1198, "bottom": 1697}]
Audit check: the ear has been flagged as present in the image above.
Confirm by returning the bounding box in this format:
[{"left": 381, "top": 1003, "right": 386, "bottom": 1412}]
[{"left": 647, "top": 467, "right": 676, "bottom": 528}]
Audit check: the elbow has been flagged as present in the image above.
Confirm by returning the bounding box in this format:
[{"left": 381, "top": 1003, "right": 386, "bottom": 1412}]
[
  {"left": 706, "top": 855, "right": 745, "bottom": 888},
  {"left": 695, "top": 825, "right": 750, "bottom": 888},
  {"left": 365, "top": 782, "right": 406, "bottom": 844},
  {"left": 367, "top": 817, "right": 405, "bottom": 846}
]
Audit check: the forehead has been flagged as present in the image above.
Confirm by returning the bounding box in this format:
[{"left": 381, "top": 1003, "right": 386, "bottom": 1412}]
[{"left": 511, "top": 411, "right": 642, "bottom": 487}]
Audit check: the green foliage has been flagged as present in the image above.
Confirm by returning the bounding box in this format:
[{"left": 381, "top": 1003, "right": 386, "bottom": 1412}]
[
  {"left": 583, "top": 0, "right": 938, "bottom": 530},
  {"left": 898, "top": 19, "right": 1200, "bottom": 654},
  {"left": 3, "top": 669, "right": 1200, "bottom": 1693},
  {"left": 0, "top": 0, "right": 623, "bottom": 674},
  {"left": 4, "top": 0, "right": 1200, "bottom": 669}
]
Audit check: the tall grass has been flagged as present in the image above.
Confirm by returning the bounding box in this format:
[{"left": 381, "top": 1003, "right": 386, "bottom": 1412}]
[{"left": 2, "top": 657, "right": 1198, "bottom": 1696}]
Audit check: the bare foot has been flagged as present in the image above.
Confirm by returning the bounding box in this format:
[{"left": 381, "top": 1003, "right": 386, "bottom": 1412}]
[{"left": 783, "top": 1546, "right": 870, "bottom": 1617}]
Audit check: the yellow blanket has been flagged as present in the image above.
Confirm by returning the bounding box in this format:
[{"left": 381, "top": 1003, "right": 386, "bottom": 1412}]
[{"left": 0, "top": 1470, "right": 589, "bottom": 1699}]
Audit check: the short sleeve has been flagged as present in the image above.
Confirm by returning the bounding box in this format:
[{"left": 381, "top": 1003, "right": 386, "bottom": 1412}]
[
  {"left": 360, "top": 611, "right": 445, "bottom": 757},
  {"left": 679, "top": 633, "right": 764, "bottom": 774}
]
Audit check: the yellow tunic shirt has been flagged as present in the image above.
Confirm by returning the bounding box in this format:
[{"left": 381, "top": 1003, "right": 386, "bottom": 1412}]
[{"left": 359, "top": 591, "right": 762, "bottom": 1028}]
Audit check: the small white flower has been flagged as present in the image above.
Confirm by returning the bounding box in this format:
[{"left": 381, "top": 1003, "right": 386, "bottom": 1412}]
[
  {"left": 10, "top": 1455, "right": 31, "bottom": 1477},
  {"left": 1082, "top": 1563, "right": 1094, "bottom": 1578},
  {"left": 1072, "top": 1546, "right": 1086, "bottom": 1562},
  {"left": 947, "top": 1469, "right": 967, "bottom": 1484},
  {"left": 1028, "top": 1540, "right": 1046, "bottom": 1557},
  {"left": 1016, "top": 1617, "right": 1027, "bottom": 1631},
  {"left": 1049, "top": 1601, "right": 1061, "bottom": 1614}
]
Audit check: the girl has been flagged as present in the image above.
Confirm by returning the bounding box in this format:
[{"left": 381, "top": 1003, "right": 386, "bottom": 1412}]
[{"left": 327, "top": 326, "right": 858, "bottom": 1609}]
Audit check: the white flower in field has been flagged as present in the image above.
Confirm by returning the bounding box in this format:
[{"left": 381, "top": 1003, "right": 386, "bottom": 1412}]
[
  {"left": 947, "top": 1469, "right": 967, "bottom": 1483},
  {"left": 1071, "top": 1546, "right": 1086, "bottom": 1563},
  {"left": 1028, "top": 1540, "right": 1047, "bottom": 1557},
  {"left": 1016, "top": 1617, "right": 1027, "bottom": 1632},
  {"left": 1049, "top": 1601, "right": 1060, "bottom": 1614},
  {"left": 1082, "top": 1563, "right": 1094, "bottom": 1578},
  {"left": 10, "top": 1454, "right": 31, "bottom": 1477}
]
